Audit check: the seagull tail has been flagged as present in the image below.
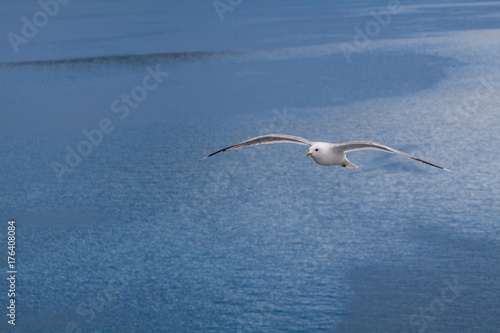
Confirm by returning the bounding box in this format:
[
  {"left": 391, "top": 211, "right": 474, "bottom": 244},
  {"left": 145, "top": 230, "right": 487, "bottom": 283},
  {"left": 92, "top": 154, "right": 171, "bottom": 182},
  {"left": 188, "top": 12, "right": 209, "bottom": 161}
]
[{"left": 343, "top": 160, "right": 358, "bottom": 168}]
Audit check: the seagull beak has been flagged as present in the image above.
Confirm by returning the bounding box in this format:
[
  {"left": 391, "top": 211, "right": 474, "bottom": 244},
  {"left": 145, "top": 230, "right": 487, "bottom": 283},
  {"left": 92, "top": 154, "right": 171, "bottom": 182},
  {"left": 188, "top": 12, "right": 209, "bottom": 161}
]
[{"left": 305, "top": 152, "right": 312, "bottom": 156}]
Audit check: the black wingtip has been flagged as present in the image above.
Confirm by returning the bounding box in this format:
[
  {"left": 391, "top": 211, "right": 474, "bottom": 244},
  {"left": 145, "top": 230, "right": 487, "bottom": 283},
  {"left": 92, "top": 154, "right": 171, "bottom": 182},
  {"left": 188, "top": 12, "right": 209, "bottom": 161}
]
[
  {"left": 199, "top": 146, "right": 232, "bottom": 161},
  {"left": 413, "top": 157, "right": 452, "bottom": 172}
]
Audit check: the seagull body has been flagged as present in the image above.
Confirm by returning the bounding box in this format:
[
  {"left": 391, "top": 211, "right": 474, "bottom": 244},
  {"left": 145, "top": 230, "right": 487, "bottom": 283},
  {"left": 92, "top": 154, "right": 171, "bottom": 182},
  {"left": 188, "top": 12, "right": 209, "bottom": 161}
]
[{"left": 201, "top": 134, "right": 451, "bottom": 172}]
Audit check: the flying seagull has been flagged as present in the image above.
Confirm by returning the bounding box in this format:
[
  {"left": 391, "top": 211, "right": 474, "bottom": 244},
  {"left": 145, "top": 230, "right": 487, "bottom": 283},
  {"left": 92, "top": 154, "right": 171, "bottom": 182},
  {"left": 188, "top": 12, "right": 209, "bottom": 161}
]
[{"left": 200, "top": 134, "right": 452, "bottom": 172}]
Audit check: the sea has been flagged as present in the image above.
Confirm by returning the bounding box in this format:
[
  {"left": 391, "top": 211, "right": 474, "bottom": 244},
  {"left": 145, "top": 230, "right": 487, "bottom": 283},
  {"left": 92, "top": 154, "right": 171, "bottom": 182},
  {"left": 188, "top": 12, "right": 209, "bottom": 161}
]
[{"left": 0, "top": 0, "right": 499, "bottom": 332}]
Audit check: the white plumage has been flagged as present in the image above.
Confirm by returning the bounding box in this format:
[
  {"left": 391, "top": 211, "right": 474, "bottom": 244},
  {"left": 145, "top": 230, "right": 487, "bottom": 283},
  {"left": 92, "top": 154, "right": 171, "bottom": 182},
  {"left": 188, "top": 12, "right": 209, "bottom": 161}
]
[{"left": 201, "top": 134, "right": 451, "bottom": 172}]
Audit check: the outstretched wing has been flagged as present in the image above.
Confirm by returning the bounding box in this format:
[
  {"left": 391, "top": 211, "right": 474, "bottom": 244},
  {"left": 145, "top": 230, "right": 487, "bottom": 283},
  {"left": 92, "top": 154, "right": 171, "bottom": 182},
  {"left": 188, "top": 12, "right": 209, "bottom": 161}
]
[
  {"left": 200, "top": 134, "right": 313, "bottom": 161},
  {"left": 334, "top": 141, "right": 452, "bottom": 172}
]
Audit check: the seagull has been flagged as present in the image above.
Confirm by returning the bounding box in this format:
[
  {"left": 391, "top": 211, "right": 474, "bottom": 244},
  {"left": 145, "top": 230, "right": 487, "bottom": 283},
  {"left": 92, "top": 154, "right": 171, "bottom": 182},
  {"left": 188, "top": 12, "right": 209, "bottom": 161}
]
[{"left": 200, "top": 134, "right": 452, "bottom": 172}]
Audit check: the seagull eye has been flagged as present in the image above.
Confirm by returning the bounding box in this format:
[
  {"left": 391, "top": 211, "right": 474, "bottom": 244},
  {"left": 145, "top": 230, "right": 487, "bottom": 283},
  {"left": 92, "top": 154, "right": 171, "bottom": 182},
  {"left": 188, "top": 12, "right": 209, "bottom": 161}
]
[{"left": 315, "top": 148, "right": 319, "bottom": 151}]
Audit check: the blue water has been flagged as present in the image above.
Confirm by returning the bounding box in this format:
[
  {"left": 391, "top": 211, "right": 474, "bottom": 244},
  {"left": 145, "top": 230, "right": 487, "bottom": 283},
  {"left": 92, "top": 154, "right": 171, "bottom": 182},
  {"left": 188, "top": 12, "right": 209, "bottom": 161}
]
[{"left": 1, "top": 1, "right": 499, "bottom": 332}]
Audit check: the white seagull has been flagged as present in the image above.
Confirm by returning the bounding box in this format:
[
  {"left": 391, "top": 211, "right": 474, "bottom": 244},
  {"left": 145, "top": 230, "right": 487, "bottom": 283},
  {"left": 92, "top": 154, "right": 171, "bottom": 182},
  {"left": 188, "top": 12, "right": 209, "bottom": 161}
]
[{"left": 200, "top": 134, "right": 452, "bottom": 172}]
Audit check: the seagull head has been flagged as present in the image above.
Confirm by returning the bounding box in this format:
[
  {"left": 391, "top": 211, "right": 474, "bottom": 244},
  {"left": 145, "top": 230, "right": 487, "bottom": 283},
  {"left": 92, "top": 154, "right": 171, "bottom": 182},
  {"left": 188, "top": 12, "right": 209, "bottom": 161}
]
[{"left": 306, "top": 142, "right": 332, "bottom": 165}]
